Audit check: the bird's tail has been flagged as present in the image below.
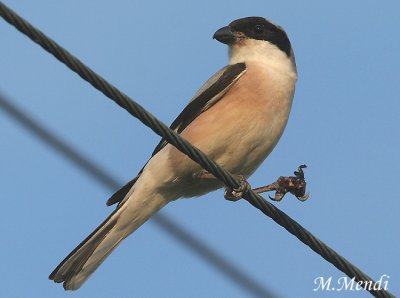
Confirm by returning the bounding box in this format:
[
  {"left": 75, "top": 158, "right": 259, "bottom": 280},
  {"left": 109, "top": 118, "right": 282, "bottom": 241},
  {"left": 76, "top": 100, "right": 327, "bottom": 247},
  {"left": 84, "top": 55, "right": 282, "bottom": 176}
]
[{"left": 49, "top": 191, "right": 168, "bottom": 290}]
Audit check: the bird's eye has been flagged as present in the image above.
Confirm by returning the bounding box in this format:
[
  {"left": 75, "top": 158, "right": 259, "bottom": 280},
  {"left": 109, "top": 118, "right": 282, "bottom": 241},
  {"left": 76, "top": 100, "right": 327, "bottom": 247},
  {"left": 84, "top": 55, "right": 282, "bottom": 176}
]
[{"left": 253, "top": 24, "right": 264, "bottom": 34}]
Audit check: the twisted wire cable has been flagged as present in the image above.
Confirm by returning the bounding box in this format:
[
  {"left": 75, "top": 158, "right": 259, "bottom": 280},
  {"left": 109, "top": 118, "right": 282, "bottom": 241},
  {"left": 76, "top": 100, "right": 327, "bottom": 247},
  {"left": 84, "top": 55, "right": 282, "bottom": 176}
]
[{"left": 0, "top": 3, "right": 394, "bottom": 297}]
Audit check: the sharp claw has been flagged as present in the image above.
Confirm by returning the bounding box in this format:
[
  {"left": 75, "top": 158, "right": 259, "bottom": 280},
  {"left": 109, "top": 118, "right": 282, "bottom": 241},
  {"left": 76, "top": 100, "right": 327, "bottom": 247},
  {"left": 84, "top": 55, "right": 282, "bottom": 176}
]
[
  {"left": 294, "top": 164, "right": 307, "bottom": 178},
  {"left": 253, "top": 164, "right": 308, "bottom": 203},
  {"left": 224, "top": 190, "right": 240, "bottom": 201},
  {"left": 297, "top": 192, "right": 309, "bottom": 202},
  {"left": 224, "top": 176, "right": 251, "bottom": 201},
  {"left": 269, "top": 192, "right": 284, "bottom": 201},
  {"left": 299, "top": 164, "right": 307, "bottom": 170},
  {"left": 268, "top": 195, "right": 280, "bottom": 201}
]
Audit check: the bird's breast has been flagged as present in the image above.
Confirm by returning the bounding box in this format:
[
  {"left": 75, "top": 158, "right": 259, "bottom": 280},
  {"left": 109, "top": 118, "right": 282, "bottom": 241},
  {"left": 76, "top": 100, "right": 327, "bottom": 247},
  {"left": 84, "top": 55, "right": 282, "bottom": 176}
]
[{"left": 154, "top": 62, "right": 296, "bottom": 197}]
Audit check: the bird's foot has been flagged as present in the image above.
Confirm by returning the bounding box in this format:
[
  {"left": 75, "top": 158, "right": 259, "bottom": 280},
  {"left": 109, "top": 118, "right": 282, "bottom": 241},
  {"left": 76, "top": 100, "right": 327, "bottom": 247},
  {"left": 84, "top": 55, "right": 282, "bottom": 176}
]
[
  {"left": 253, "top": 165, "right": 309, "bottom": 202},
  {"left": 194, "top": 171, "right": 251, "bottom": 201},
  {"left": 224, "top": 175, "right": 251, "bottom": 201}
]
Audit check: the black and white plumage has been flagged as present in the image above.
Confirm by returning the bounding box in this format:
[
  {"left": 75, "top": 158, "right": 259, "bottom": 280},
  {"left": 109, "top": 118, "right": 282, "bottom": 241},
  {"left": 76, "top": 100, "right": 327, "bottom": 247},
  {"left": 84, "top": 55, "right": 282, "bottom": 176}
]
[{"left": 49, "top": 16, "right": 297, "bottom": 290}]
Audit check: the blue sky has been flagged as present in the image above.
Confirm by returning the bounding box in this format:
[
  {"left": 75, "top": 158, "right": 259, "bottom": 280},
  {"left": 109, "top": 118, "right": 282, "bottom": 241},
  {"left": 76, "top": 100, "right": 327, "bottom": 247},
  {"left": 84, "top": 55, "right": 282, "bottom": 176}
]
[{"left": 1, "top": 1, "right": 399, "bottom": 297}]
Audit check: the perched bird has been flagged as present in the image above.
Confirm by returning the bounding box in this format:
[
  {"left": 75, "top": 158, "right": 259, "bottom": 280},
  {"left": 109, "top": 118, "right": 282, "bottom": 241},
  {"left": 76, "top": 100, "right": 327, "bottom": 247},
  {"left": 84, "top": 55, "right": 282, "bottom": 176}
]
[{"left": 49, "top": 16, "right": 298, "bottom": 290}]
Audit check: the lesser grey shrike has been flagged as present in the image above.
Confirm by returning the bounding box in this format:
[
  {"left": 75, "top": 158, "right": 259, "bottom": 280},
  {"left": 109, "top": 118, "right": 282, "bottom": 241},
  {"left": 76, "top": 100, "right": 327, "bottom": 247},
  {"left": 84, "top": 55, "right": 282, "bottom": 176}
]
[{"left": 49, "top": 16, "right": 298, "bottom": 290}]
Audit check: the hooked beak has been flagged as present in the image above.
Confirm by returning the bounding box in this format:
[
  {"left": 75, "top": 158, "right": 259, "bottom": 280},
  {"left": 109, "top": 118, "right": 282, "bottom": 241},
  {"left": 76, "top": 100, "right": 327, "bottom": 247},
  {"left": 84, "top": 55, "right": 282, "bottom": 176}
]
[{"left": 213, "top": 26, "right": 236, "bottom": 44}]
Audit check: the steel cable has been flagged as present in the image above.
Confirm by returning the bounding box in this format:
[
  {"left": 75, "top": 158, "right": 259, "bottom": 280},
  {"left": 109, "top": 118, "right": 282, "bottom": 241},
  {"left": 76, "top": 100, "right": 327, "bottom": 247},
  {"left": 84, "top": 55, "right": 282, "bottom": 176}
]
[{"left": 0, "top": 3, "right": 394, "bottom": 297}]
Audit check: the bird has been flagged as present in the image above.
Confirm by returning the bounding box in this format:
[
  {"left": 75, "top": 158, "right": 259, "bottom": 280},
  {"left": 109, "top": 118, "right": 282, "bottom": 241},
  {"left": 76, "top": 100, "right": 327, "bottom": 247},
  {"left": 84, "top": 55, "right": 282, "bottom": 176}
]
[{"left": 49, "top": 16, "right": 298, "bottom": 290}]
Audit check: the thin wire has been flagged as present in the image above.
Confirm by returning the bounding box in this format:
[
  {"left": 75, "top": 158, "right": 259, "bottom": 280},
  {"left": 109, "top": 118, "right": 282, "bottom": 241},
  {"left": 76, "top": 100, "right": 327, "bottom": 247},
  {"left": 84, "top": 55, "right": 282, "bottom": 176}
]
[
  {"left": 0, "top": 3, "right": 395, "bottom": 297},
  {"left": 0, "top": 93, "right": 279, "bottom": 298}
]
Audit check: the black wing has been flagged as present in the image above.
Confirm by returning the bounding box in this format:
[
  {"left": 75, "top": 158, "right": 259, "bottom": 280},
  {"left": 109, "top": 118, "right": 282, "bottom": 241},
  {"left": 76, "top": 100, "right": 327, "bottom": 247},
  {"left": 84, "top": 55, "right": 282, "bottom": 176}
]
[{"left": 106, "top": 62, "right": 246, "bottom": 206}]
